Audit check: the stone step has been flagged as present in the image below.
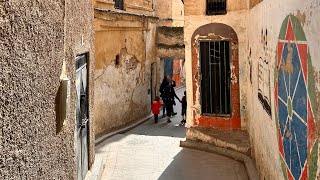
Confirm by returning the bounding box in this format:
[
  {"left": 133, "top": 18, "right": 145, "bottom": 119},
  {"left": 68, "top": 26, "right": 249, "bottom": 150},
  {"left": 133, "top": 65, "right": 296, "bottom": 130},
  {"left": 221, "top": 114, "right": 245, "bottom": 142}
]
[
  {"left": 186, "top": 126, "right": 251, "bottom": 155},
  {"left": 180, "top": 140, "right": 259, "bottom": 180}
]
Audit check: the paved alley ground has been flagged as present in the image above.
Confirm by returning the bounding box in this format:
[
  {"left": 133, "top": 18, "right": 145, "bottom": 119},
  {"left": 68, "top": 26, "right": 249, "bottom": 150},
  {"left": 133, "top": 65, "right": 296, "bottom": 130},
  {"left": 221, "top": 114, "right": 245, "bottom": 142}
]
[{"left": 95, "top": 87, "right": 248, "bottom": 180}]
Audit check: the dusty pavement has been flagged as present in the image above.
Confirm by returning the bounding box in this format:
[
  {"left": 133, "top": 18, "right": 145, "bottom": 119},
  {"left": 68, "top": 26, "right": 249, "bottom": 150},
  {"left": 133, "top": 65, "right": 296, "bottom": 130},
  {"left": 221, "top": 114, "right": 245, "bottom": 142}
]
[{"left": 95, "top": 87, "right": 249, "bottom": 180}]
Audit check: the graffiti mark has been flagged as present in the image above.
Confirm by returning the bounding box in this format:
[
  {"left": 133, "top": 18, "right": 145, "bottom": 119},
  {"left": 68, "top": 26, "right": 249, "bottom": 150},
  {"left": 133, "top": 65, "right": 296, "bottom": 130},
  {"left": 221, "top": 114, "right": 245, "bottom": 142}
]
[
  {"left": 258, "top": 57, "right": 272, "bottom": 117},
  {"left": 248, "top": 48, "right": 253, "bottom": 84}
]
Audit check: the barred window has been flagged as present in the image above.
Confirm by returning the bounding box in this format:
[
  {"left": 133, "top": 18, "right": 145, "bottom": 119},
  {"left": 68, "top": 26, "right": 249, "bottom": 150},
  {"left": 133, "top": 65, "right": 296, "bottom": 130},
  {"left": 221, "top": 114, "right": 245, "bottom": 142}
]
[
  {"left": 200, "top": 41, "right": 231, "bottom": 116},
  {"left": 206, "top": 0, "right": 227, "bottom": 15},
  {"left": 114, "top": 0, "right": 124, "bottom": 10}
]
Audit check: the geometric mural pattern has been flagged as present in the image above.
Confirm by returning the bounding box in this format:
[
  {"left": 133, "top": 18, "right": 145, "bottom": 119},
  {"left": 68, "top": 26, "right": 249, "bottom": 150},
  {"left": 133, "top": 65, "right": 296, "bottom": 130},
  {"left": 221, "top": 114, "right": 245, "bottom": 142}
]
[{"left": 275, "top": 15, "right": 318, "bottom": 180}]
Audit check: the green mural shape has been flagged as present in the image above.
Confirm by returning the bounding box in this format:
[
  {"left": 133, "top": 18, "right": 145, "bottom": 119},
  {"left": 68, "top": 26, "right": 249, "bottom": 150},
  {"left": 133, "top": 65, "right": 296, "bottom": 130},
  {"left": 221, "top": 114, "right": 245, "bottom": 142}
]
[
  {"left": 309, "top": 140, "right": 319, "bottom": 180},
  {"left": 278, "top": 15, "right": 307, "bottom": 41},
  {"left": 278, "top": 16, "right": 289, "bottom": 40},
  {"left": 308, "top": 51, "right": 317, "bottom": 121}
]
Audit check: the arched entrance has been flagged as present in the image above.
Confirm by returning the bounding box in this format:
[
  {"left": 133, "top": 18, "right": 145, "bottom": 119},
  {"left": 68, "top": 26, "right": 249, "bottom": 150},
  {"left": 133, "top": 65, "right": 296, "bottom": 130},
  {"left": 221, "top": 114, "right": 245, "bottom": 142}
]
[{"left": 191, "top": 23, "right": 241, "bottom": 129}]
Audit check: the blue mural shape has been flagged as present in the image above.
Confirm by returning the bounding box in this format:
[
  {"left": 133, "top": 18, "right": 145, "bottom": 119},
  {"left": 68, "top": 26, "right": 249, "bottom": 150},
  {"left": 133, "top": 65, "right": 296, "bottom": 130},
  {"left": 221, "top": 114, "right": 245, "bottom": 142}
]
[{"left": 278, "top": 42, "right": 308, "bottom": 179}]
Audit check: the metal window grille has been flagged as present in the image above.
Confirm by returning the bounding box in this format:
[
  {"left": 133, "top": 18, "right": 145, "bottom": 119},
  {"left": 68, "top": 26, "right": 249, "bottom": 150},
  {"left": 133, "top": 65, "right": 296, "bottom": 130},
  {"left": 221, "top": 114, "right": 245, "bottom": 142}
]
[
  {"left": 114, "top": 0, "right": 124, "bottom": 10},
  {"left": 200, "top": 41, "right": 231, "bottom": 116},
  {"left": 206, "top": 0, "right": 227, "bottom": 15}
]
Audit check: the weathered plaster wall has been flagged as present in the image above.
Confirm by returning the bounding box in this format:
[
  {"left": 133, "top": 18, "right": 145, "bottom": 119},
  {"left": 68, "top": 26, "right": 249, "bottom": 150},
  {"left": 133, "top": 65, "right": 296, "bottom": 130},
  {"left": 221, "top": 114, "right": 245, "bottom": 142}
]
[
  {"left": 184, "top": 9, "right": 249, "bottom": 129},
  {"left": 247, "top": 0, "right": 320, "bottom": 179},
  {"left": 94, "top": 10, "right": 157, "bottom": 137},
  {"left": 184, "top": 0, "right": 247, "bottom": 16},
  {"left": 157, "top": 26, "right": 185, "bottom": 60},
  {"left": 249, "top": 0, "right": 263, "bottom": 9},
  {"left": 156, "top": 0, "right": 172, "bottom": 19},
  {"left": 156, "top": 0, "right": 184, "bottom": 27},
  {"left": 94, "top": 0, "right": 155, "bottom": 16},
  {"left": 171, "top": 0, "right": 184, "bottom": 26},
  {"left": 0, "top": 0, "right": 95, "bottom": 179}
]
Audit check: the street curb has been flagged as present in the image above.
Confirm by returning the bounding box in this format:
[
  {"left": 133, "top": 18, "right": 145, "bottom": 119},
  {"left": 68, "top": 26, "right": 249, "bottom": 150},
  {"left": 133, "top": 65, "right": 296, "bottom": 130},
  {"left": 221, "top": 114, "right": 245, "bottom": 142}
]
[
  {"left": 95, "top": 114, "right": 153, "bottom": 145},
  {"left": 180, "top": 140, "right": 259, "bottom": 180}
]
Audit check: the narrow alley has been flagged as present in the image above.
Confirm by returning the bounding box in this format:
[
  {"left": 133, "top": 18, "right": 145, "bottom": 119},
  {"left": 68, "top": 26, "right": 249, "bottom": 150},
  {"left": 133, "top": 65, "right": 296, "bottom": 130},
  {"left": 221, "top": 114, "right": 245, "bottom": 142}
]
[
  {"left": 95, "top": 88, "right": 248, "bottom": 180},
  {"left": 2, "top": 0, "right": 320, "bottom": 180}
]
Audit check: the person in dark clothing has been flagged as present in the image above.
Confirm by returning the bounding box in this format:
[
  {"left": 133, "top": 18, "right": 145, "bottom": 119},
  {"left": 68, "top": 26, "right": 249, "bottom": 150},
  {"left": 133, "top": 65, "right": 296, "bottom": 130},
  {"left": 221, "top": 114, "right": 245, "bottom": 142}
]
[
  {"left": 159, "top": 77, "right": 167, "bottom": 117},
  {"left": 161, "top": 80, "right": 180, "bottom": 123},
  {"left": 180, "top": 91, "right": 187, "bottom": 124},
  {"left": 170, "top": 78, "right": 176, "bottom": 88},
  {"left": 160, "top": 76, "right": 179, "bottom": 117},
  {"left": 166, "top": 76, "right": 179, "bottom": 115}
]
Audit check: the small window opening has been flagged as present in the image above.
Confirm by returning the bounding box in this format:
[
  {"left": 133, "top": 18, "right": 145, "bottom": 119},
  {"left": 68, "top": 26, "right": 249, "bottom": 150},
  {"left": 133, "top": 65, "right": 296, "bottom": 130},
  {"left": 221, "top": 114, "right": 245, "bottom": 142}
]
[
  {"left": 206, "top": 0, "right": 227, "bottom": 15},
  {"left": 114, "top": 0, "right": 124, "bottom": 10},
  {"left": 115, "top": 54, "right": 120, "bottom": 66}
]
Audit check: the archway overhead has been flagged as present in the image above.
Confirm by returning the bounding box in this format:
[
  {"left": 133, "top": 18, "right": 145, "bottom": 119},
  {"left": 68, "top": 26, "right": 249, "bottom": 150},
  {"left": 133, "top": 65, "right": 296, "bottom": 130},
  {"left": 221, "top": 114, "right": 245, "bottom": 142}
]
[{"left": 192, "top": 23, "right": 238, "bottom": 41}]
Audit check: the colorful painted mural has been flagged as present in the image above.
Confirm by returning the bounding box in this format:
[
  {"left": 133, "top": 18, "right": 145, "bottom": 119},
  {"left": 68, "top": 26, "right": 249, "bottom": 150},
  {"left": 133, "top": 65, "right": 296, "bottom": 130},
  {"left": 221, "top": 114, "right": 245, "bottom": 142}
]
[{"left": 275, "top": 15, "right": 318, "bottom": 180}]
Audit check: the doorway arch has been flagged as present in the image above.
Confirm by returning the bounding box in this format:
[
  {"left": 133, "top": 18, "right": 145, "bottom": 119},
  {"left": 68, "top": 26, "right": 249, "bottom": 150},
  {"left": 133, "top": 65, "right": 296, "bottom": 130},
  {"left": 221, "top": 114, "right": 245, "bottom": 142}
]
[{"left": 191, "top": 23, "right": 241, "bottom": 129}]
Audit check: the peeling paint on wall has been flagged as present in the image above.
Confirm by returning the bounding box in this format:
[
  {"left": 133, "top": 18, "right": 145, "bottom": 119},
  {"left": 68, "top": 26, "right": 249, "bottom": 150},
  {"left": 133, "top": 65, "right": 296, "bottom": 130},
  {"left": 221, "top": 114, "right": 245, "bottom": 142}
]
[
  {"left": 94, "top": 12, "right": 158, "bottom": 137},
  {"left": 258, "top": 57, "right": 272, "bottom": 117},
  {"left": 94, "top": 52, "right": 147, "bottom": 137},
  {"left": 119, "top": 48, "right": 140, "bottom": 73},
  {"left": 191, "top": 23, "right": 241, "bottom": 130}
]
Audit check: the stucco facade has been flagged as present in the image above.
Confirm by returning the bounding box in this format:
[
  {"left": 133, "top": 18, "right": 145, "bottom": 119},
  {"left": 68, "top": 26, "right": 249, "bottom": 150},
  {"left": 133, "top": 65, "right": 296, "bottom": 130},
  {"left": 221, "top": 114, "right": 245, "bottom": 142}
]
[
  {"left": 185, "top": 0, "right": 320, "bottom": 179},
  {"left": 156, "top": 0, "right": 184, "bottom": 27},
  {"left": 0, "top": 0, "right": 95, "bottom": 179}
]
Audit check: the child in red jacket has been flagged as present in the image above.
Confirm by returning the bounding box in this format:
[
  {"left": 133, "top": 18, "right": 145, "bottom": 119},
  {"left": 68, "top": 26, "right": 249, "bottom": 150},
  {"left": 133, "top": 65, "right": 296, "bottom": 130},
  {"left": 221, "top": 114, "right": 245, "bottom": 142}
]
[{"left": 152, "top": 96, "right": 164, "bottom": 123}]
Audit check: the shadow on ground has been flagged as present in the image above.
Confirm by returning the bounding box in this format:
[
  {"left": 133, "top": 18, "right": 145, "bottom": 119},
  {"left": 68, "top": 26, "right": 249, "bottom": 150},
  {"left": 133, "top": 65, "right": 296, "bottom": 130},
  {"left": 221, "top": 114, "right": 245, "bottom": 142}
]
[{"left": 158, "top": 148, "right": 249, "bottom": 180}]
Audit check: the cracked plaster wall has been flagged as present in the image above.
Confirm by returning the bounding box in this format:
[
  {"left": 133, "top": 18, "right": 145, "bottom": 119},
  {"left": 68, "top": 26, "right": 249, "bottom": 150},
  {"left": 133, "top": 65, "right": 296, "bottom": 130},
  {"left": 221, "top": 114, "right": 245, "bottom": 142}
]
[
  {"left": 94, "top": 0, "right": 155, "bottom": 16},
  {"left": 94, "top": 13, "right": 157, "bottom": 138},
  {"left": 0, "top": 0, "right": 95, "bottom": 179}
]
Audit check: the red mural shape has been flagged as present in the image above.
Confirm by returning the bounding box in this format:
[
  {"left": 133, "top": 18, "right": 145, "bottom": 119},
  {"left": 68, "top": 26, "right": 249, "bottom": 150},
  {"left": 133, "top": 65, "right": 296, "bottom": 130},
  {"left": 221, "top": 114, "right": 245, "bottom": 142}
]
[
  {"left": 278, "top": 42, "right": 285, "bottom": 66},
  {"left": 301, "top": 165, "right": 308, "bottom": 180},
  {"left": 308, "top": 101, "right": 316, "bottom": 150},
  {"left": 278, "top": 128, "right": 285, "bottom": 157},
  {"left": 285, "top": 20, "right": 295, "bottom": 41}
]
